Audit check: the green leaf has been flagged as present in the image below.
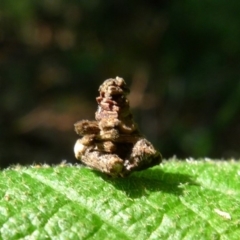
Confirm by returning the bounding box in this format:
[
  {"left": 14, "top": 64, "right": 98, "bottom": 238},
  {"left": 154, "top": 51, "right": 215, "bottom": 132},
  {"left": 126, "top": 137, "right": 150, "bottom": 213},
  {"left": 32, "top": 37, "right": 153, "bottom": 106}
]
[{"left": 0, "top": 160, "right": 239, "bottom": 239}]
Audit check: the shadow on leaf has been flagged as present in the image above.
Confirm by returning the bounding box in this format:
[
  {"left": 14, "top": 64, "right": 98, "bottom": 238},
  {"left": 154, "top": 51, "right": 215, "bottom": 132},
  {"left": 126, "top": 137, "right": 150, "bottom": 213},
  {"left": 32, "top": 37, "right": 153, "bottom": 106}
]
[{"left": 96, "top": 167, "right": 199, "bottom": 198}]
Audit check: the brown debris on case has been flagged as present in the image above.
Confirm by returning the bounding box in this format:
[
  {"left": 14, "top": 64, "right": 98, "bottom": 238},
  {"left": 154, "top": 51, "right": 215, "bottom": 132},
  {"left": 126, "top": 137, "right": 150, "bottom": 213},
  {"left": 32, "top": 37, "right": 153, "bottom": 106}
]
[{"left": 74, "top": 77, "right": 162, "bottom": 177}]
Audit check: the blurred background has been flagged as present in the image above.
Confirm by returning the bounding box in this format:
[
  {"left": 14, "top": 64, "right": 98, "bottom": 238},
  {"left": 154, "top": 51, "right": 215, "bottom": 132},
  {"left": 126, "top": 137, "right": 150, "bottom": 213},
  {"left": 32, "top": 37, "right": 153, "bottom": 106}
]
[{"left": 1, "top": 0, "right": 240, "bottom": 167}]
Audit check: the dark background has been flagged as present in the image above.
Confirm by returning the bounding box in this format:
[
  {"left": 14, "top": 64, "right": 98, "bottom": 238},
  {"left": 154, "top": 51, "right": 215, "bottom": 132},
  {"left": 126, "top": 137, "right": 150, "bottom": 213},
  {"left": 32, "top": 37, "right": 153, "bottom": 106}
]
[{"left": 1, "top": 0, "right": 240, "bottom": 167}]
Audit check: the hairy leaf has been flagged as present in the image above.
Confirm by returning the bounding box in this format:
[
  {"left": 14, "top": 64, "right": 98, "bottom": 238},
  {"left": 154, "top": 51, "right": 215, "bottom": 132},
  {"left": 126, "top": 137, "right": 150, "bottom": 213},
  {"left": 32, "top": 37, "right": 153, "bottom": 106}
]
[{"left": 0, "top": 160, "right": 239, "bottom": 239}]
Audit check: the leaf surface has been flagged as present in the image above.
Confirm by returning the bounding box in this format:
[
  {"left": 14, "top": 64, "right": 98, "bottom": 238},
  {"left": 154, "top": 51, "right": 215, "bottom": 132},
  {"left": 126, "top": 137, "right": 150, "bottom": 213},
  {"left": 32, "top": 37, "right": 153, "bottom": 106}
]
[{"left": 0, "top": 160, "right": 239, "bottom": 239}]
